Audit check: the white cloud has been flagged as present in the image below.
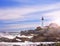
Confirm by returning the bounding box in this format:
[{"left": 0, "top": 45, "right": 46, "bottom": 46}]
[
  {"left": 44, "top": 10, "right": 60, "bottom": 25},
  {"left": 0, "top": 24, "right": 39, "bottom": 30},
  {"left": 0, "top": 2, "right": 60, "bottom": 20},
  {"left": 0, "top": 20, "right": 52, "bottom": 31}
]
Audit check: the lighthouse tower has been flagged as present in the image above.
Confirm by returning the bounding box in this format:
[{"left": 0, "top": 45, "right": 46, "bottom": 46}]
[{"left": 41, "top": 17, "right": 44, "bottom": 27}]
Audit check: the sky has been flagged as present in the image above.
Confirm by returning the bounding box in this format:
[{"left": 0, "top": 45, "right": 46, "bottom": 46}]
[{"left": 0, "top": 0, "right": 60, "bottom": 32}]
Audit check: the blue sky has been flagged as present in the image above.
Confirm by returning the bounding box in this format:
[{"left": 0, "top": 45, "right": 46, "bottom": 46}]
[{"left": 0, "top": 0, "right": 60, "bottom": 32}]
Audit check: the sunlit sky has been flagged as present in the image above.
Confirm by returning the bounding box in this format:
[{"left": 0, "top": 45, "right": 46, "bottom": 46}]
[{"left": 0, "top": 0, "right": 60, "bottom": 32}]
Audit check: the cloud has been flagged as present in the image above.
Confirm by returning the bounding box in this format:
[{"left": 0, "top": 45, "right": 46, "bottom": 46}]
[
  {"left": 0, "top": 2, "right": 60, "bottom": 20},
  {"left": 44, "top": 10, "right": 60, "bottom": 25},
  {"left": 0, "top": 24, "right": 39, "bottom": 32}
]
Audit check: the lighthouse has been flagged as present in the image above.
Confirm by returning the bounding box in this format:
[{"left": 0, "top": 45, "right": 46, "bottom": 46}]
[{"left": 41, "top": 17, "right": 44, "bottom": 27}]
